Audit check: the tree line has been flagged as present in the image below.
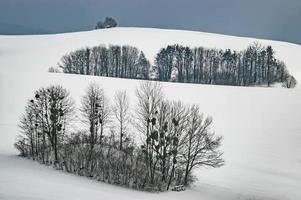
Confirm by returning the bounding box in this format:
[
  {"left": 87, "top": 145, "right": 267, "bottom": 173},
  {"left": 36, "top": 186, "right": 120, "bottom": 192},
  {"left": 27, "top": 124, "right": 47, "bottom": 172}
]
[
  {"left": 58, "top": 45, "right": 150, "bottom": 80},
  {"left": 56, "top": 43, "right": 296, "bottom": 88},
  {"left": 15, "top": 81, "right": 224, "bottom": 192}
]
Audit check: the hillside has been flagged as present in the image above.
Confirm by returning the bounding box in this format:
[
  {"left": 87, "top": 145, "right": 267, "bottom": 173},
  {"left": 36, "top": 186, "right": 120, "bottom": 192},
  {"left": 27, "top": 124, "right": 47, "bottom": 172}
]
[
  {"left": 0, "top": 27, "right": 300, "bottom": 200},
  {"left": 0, "top": 27, "right": 301, "bottom": 84}
]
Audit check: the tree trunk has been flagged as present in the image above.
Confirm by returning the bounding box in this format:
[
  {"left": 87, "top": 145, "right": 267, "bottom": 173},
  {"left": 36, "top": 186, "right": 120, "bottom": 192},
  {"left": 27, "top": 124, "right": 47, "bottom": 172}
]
[{"left": 167, "top": 164, "right": 175, "bottom": 190}]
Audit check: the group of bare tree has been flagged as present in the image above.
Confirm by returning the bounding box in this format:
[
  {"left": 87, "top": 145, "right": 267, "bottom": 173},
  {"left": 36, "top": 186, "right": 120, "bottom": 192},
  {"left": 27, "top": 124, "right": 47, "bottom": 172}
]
[
  {"left": 57, "top": 43, "right": 296, "bottom": 88},
  {"left": 15, "top": 82, "right": 224, "bottom": 191},
  {"left": 135, "top": 82, "right": 224, "bottom": 190},
  {"left": 155, "top": 43, "right": 294, "bottom": 87},
  {"left": 59, "top": 45, "right": 150, "bottom": 80}
]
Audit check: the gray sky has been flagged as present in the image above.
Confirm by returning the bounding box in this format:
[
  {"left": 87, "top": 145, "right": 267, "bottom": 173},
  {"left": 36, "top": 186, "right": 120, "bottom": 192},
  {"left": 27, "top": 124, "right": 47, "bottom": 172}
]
[{"left": 0, "top": 0, "right": 300, "bottom": 44}]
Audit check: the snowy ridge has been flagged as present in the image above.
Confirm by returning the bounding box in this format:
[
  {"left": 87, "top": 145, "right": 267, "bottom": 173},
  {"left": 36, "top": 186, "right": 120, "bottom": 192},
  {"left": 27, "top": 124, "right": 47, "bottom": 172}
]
[
  {"left": 0, "top": 27, "right": 300, "bottom": 200},
  {"left": 0, "top": 27, "right": 301, "bottom": 85}
]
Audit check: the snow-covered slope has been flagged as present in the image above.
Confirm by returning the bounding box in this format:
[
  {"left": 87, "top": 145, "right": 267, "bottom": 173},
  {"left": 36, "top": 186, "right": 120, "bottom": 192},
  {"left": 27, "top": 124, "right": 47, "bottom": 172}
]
[
  {"left": 0, "top": 28, "right": 301, "bottom": 200},
  {"left": 0, "top": 27, "right": 301, "bottom": 84}
]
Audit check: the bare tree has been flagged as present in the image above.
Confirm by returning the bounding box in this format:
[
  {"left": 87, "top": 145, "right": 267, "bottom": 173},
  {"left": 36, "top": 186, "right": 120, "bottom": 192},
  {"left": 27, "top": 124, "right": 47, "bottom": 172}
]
[
  {"left": 81, "top": 83, "right": 111, "bottom": 145},
  {"left": 41, "top": 85, "right": 74, "bottom": 164},
  {"left": 282, "top": 75, "right": 297, "bottom": 88},
  {"left": 179, "top": 105, "right": 224, "bottom": 186},
  {"left": 135, "top": 81, "right": 164, "bottom": 186},
  {"left": 81, "top": 83, "right": 104, "bottom": 150},
  {"left": 135, "top": 81, "right": 164, "bottom": 139},
  {"left": 113, "top": 90, "right": 130, "bottom": 150},
  {"left": 99, "top": 95, "right": 111, "bottom": 144},
  {"left": 18, "top": 106, "right": 36, "bottom": 157},
  {"left": 17, "top": 85, "right": 74, "bottom": 164}
]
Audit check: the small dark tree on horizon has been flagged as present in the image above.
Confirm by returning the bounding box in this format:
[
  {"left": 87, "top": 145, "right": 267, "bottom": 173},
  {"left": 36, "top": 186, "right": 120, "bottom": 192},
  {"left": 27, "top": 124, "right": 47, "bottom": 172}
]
[{"left": 95, "top": 17, "right": 118, "bottom": 29}]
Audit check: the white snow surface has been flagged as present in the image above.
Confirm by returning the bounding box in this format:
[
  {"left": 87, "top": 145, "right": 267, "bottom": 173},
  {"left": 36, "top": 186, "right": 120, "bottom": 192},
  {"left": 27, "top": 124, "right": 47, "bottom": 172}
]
[{"left": 0, "top": 27, "right": 301, "bottom": 200}]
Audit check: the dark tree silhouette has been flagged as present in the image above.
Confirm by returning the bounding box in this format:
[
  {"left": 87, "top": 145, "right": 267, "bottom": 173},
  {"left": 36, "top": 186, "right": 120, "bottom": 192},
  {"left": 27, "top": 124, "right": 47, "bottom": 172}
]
[{"left": 95, "top": 17, "right": 118, "bottom": 29}]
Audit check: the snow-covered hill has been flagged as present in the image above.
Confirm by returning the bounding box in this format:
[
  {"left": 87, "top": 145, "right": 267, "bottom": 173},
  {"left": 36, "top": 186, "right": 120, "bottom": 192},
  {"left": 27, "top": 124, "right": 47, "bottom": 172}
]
[
  {"left": 0, "top": 27, "right": 300, "bottom": 200},
  {"left": 0, "top": 27, "right": 301, "bottom": 84}
]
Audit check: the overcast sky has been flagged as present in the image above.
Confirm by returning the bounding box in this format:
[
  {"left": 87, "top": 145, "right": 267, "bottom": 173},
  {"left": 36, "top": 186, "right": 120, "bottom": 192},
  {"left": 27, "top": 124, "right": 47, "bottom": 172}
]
[{"left": 0, "top": 0, "right": 300, "bottom": 44}]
